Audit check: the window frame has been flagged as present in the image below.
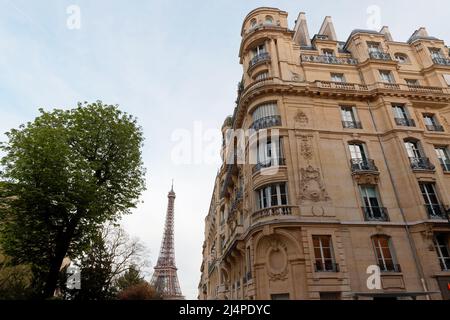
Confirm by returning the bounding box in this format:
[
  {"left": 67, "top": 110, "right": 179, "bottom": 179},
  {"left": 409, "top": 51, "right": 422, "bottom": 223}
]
[
  {"left": 372, "top": 235, "right": 398, "bottom": 272},
  {"left": 256, "top": 182, "right": 288, "bottom": 210},
  {"left": 312, "top": 235, "right": 337, "bottom": 272}
]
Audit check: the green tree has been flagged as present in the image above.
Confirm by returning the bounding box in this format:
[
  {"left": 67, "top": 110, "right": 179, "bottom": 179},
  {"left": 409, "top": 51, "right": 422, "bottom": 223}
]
[
  {"left": 0, "top": 101, "right": 146, "bottom": 299},
  {"left": 115, "top": 265, "right": 144, "bottom": 292}
]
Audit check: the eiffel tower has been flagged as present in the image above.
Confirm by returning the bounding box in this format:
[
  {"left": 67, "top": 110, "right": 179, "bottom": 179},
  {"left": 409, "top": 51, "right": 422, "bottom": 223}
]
[{"left": 150, "top": 182, "right": 184, "bottom": 299}]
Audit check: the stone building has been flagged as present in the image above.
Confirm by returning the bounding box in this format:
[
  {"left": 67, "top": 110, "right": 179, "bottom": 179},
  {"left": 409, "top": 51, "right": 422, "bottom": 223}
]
[{"left": 199, "top": 7, "right": 450, "bottom": 300}]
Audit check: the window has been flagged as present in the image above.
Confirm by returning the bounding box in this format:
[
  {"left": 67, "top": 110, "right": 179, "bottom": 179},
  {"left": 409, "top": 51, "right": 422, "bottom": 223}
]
[
  {"left": 372, "top": 236, "right": 398, "bottom": 272},
  {"left": 320, "top": 292, "right": 341, "bottom": 300},
  {"left": 340, "top": 106, "right": 361, "bottom": 128},
  {"left": 256, "top": 137, "right": 284, "bottom": 168},
  {"left": 322, "top": 49, "right": 335, "bottom": 56},
  {"left": 394, "top": 53, "right": 409, "bottom": 63},
  {"left": 313, "top": 235, "right": 337, "bottom": 272},
  {"left": 423, "top": 114, "right": 444, "bottom": 132},
  {"left": 245, "top": 247, "right": 252, "bottom": 279},
  {"left": 392, "top": 104, "right": 415, "bottom": 127},
  {"left": 265, "top": 16, "right": 273, "bottom": 25},
  {"left": 379, "top": 70, "right": 395, "bottom": 83},
  {"left": 419, "top": 182, "right": 444, "bottom": 218},
  {"left": 251, "top": 103, "right": 280, "bottom": 130},
  {"left": 434, "top": 234, "right": 450, "bottom": 271},
  {"left": 360, "top": 186, "right": 386, "bottom": 221},
  {"left": 251, "top": 44, "right": 266, "bottom": 57},
  {"left": 348, "top": 142, "right": 367, "bottom": 161},
  {"left": 331, "top": 73, "right": 345, "bottom": 82},
  {"left": 254, "top": 71, "right": 269, "bottom": 81},
  {"left": 271, "top": 293, "right": 290, "bottom": 300},
  {"left": 250, "top": 18, "right": 257, "bottom": 28},
  {"left": 405, "top": 79, "right": 419, "bottom": 86},
  {"left": 430, "top": 48, "right": 443, "bottom": 59},
  {"left": 444, "top": 74, "right": 450, "bottom": 86},
  {"left": 435, "top": 146, "right": 450, "bottom": 171},
  {"left": 256, "top": 183, "right": 288, "bottom": 209},
  {"left": 368, "top": 42, "right": 381, "bottom": 53}
]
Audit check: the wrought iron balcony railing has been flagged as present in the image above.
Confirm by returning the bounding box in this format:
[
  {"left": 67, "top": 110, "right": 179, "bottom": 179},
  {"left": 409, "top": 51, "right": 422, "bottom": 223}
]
[
  {"left": 301, "top": 54, "right": 358, "bottom": 65},
  {"left": 379, "top": 263, "right": 402, "bottom": 273},
  {"left": 432, "top": 57, "right": 450, "bottom": 66},
  {"left": 252, "top": 205, "right": 294, "bottom": 223},
  {"left": 409, "top": 157, "right": 435, "bottom": 171},
  {"left": 425, "top": 204, "right": 447, "bottom": 219},
  {"left": 369, "top": 51, "right": 392, "bottom": 61},
  {"left": 350, "top": 158, "right": 378, "bottom": 172},
  {"left": 315, "top": 261, "right": 340, "bottom": 272},
  {"left": 342, "top": 120, "right": 362, "bottom": 129},
  {"left": 362, "top": 206, "right": 389, "bottom": 221},
  {"left": 252, "top": 157, "right": 286, "bottom": 174},
  {"left": 249, "top": 52, "right": 270, "bottom": 69},
  {"left": 394, "top": 117, "right": 415, "bottom": 127},
  {"left": 250, "top": 115, "right": 282, "bottom": 131},
  {"left": 425, "top": 124, "right": 444, "bottom": 132}
]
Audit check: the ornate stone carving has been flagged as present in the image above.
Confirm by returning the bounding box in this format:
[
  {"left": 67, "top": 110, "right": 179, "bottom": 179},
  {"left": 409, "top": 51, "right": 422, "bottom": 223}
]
[
  {"left": 299, "top": 135, "right": 313, "bottom": 161},
  {"left": 353, "top": 172, "right": 380, "bottom": 185},
  {"left": 299, "top": 166, "right": 330, "bottom": 202},
  {"left": 294, "top": 111, "right": 308, "bottom": 125},
  {"left": 266, "top": 238, "right": 288, "bottom": 281}
]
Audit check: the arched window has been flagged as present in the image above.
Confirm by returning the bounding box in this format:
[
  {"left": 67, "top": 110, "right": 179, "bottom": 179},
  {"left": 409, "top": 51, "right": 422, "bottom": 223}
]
[
  {"left": 394, "top": 53, "right": 409, "bottom": 64},
  {"left": 250, "top": 18, "right": 257, "bottom": 28},
  {"left": 265, "top": 15, "right": 274, "bottom": 25},
  {"left": 251, "top": 102, "right": 280, "bottom": 130},
  {"left": 371, "top": 235, "right": 399, "bottom": 272}
]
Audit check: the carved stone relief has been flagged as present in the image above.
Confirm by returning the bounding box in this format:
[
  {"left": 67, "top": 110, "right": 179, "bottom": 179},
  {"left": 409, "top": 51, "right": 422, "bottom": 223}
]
[
  {"left": 299, "top": 166, "right": 330, "bottom": 202},
  {"left": 299, "top": 135, "right": 313, "bottom": 161},
  {"left": 294, "top": 111, "right": 308, "bottom": 126},
  {"left": 266, "top": 238, "right": 288, "bottom": 281}
]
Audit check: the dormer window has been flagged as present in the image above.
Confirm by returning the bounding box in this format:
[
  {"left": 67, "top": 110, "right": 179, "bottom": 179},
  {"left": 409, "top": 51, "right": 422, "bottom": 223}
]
[
  {"left": 430, "top": 48, "right": 443, "bottom": 59},
  {"left": 394, "top": 53, "right": 409, "bottom": 64},
  {"left": 265, "top": 16, "right": 273, "bottom": 25},
  {"left": 322, "top": 49, "right": 335, "bottom": 57},
  {"left": 368, "top": 42, "right": 382, "bottom": 54}
]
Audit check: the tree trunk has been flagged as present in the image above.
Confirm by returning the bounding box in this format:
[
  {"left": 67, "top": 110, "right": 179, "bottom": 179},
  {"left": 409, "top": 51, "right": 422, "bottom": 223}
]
[{"left": 42, "top": 215, "right": 81, "bottom": 299}]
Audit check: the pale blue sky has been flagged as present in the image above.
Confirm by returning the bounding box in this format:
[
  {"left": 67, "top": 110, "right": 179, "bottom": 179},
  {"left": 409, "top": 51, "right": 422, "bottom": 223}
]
[{"left": 0, "top": 0, "right": 448, "bottom": 299}]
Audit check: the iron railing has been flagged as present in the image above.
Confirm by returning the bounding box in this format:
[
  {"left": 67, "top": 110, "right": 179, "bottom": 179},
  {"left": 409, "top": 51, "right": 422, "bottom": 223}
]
[
  {"left": 301, "top": 54, "right": 358, "bottom": 65},
  {"left": 409, "top": 157, "right": 435, "bottom": 171},
  {"left": 425, "top": 124, "right": 444, "bottom": 132},
  {"left": 342, "top": 120, "right": 363, "bottom": 129},
  {"left": 350, "top": 158, "right": 378, "bottom": 172},
  {"left": 252, "top": 205, "right": 293, "bottom": 223},
  {"left": 369, "top": 51, "right": 392, "bottom": 61},
  {"left": 315, "top": 261, "right": 340, "bottom": 272},
  {"left": 379, "top": 263, "right": 402, "bottom": 273},
  {"left": 362, "top": 206, "right": 389, "bottom": 221},
  {"left": 250, "top": 115, "right": 282, "bottom": 131},
  {"left": 249, "top": 52, "right": 270, "bottom": 69},
  {"left": 432, "top": 57, "right": 450, "bottom": 66},
  {"left": 252, "top": 157, "right": 286, "bottom": 174},
  {"left": 394, "top": 117, "right": 416, "bottom": 127},
  {"left": 425, "top": 204, "right": 447, "bottom": 219}
]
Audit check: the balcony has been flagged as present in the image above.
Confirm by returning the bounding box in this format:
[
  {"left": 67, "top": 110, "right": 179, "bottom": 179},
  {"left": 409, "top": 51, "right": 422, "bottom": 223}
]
[
  {"left": 362, "top": 206, "right": 389, "bottom": 221},
  {"left": 314, "top": 261, "right": 340, "bottom": 272},
  {"left": 379, "top": 263, "right": 402, "bottom": 273},
  {"left": 425, "top": 124, "right": 444, "bottom": 132},
  {"left": 432, "top": 57, "right": 450, "bottom": 66},
  {"left": 252, "top": 205, "right": 294, "bottom": 223},
  {"left": 350, "top": 158, "right": 378, "bottom": 172},
  {"left": 250, "top": 115, "right": 281, "bottom": 131},
  {"left": 394, "top": 117, "right": 416, "bottom": 127},
  {"left": 301, "top": 54, "right": 358, "bottom": 65},
  {"left": 315, "top": 81, "right": 368, "bottom": 91},
  {"left": 407, "top": 84, "right": 444, "bottom": 94},
  {"left": 252, "top": 157, "right": 286, "bottom": 174},
  {"left": 248, "top": 52, "right": 270, "bottom": 71},
  {"left": 369, "top": 51, "right": 392, "bottom": 61},
  {"left": 342, "top": 120, "right": 362, "bottom": 129},
  {"left": 409, "top": 157, "right": 435, "bottom": 171},
  {"left": 425, "top": 204, "right": 448, "bottom": 219}
]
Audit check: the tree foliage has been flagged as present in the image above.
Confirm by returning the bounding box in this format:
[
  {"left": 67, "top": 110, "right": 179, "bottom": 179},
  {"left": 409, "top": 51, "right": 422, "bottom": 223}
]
[{"left": 0, "top": 101, "right": 146, "bottom": 298}]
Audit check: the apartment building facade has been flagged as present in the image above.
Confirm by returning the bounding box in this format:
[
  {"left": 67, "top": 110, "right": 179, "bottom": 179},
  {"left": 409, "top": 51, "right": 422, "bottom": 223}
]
[{"left": 199, "top": 7, "right": 450, "bottom": 300}]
